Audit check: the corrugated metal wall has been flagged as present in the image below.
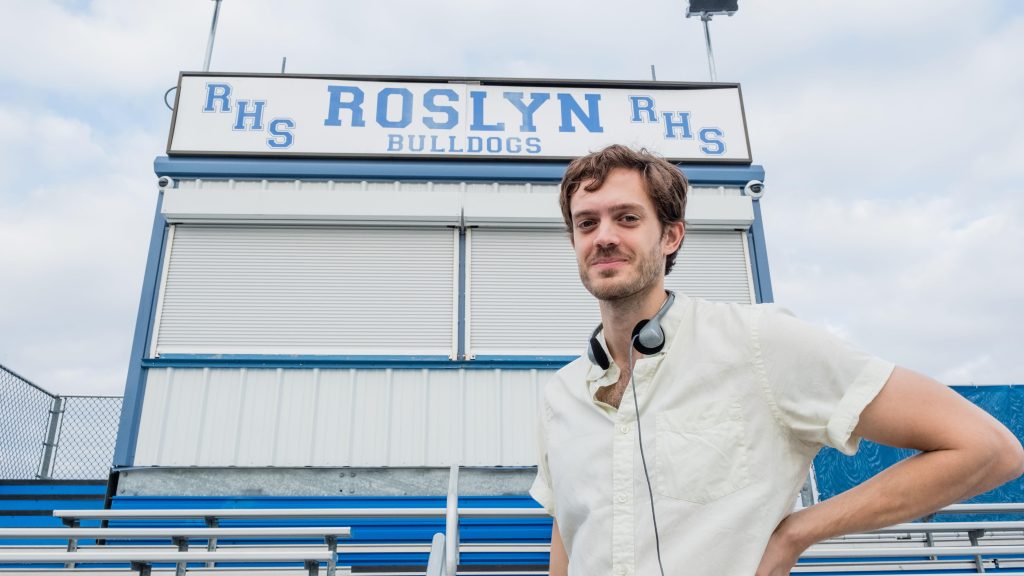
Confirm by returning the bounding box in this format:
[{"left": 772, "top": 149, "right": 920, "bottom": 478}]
[{"left": 134, "top": 367, "right": 552, "bottom": 467}]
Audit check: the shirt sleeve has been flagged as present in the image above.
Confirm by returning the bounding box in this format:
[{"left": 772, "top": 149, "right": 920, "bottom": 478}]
[
  {"left": 528, "top": 392, "right": 556, "bottom": 516},
  {"left": 753, "top": 305, "right": 895, "bottom": 455}
]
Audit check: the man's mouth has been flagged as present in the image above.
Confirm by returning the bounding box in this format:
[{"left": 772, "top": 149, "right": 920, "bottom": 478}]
[{"left": 590, "top": 257, "right": 628, "bottom": 270}]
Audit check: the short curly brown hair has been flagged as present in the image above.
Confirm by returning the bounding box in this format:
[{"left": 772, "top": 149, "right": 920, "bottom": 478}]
[{"left": 559, "top": 144, "right": 688, "bottom": 274}]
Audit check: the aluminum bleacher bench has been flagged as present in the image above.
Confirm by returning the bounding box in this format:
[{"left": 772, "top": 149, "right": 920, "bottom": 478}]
[
  {"left": 52, "top": 507, "right": 544, "bottom": 526},
  {"left": 47, "top": 503, "right": 1024, "bottom": 575},
  {"left": 0, "top": 549, "right": 333, "bottom": 575},
  {"left": 0, "top": 527, "right": 349, "bottom": 576}
]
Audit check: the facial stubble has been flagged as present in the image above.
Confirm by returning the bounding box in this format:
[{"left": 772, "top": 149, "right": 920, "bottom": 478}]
[{"left": 579, "top": 240, "right": 664, "bottom": 302}]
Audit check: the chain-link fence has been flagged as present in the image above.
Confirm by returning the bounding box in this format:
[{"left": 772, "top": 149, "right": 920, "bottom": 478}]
[
  {"left": 0, "top": 363, "right": 123, "bottom": 480},
  {"left": 0, "top": 365, "right": 55, "bottom": 479}
]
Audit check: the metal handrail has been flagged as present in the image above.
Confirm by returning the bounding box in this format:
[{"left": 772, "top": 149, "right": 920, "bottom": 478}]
[
  {"left": 445, "top": 465, "right": 459, "bottom": 575},
  {"left": 425, "top": 532, "right": 447, "bottom": 576}
]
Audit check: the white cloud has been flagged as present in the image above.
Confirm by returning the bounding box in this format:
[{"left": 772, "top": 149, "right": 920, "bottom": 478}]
[
  {"left": 765, "top": 191, "right": 1024, "bottom": 383},
  {"left": 0, "top": 105, "right": 159, "bottom": 395}
]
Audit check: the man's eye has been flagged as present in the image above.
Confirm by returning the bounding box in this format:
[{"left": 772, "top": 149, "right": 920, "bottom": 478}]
[
  {"left": 621, "top": 214, "right": 640, "bottom": 223},
  {"left": 576, "top": 220, "right": 596, "bottom": 230}
]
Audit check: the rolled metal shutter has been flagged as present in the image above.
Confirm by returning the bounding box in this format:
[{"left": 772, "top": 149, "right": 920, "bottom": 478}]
[
  {"left": 467, "top": 229, "right": 752, "bottom": 356},
  {"left": 153, "top": 225, "right": 456, "bottom": 356},
  {"left": 468, "top": 229, "right": 597, "bottom": 356},
  {"left": 666, "top": 230, "right": 753, "bottom": 304}
]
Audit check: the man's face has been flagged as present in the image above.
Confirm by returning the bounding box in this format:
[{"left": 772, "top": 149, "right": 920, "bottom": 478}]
[{"left": 569, "top": 168, "right": 684, "bottom": 302}]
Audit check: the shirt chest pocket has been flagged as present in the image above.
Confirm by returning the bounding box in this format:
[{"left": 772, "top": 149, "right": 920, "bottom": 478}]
[{"left": 654, "top": 403, "right": 752, "bottom": 504}]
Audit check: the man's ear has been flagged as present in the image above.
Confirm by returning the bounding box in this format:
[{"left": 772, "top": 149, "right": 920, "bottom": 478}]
[{"left": 662, "top": 221, "right": 684, "bottom": 254}]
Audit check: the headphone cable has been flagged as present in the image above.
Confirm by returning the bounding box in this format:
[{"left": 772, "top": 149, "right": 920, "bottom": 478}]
[{"left": 630, "top": 339, "right": 666, "bottom": 576}]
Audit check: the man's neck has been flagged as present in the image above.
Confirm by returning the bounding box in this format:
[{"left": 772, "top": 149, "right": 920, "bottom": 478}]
[{"left": 598, "top": 284, "right": 668, "bottom": 370}]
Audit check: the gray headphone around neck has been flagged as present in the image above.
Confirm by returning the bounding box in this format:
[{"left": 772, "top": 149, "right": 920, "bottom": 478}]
[{"left": 587, "top": 290, "right": 676, "bottom": 370}]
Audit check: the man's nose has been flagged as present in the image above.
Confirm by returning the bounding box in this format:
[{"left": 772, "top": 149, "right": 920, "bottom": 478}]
[{"left": 593, "top": 220, "right": 619, "bottom": 248}]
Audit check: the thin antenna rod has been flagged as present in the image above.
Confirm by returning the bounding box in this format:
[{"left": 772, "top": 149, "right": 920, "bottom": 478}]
[
  {"left": 202, "top": 0, "right": 223, "bottom": 72},
  {"left": 701, "top": 13, "right": 717, "bottom": 81},
  {"left": 281, "top": 57, "right": 287, "bottom": 74},
  {"left": 650, "top": 64, "right": 657, "bottom": 81}
]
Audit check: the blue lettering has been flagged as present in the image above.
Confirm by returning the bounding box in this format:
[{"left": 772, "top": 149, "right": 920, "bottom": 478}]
[
  {"left": 467, "top": 136, "right": 484, "bottom": 152},
  {"left": 469, "top": 91, "right": 505, "bottom": 132},
  {"left": 486, "top": 136, "right": 502, "bottom": 153},
  {"left": 376, "top": 87, "right": 412, "bottom": 128},
  {"left": 324, "top": 86, "right": 366, "bottom": 127},
  {"left": 699, "top": 127, "right": 726, "bottom": 155},
  {"left": 430, "top": 135, "right": 445, "bottom": 152},
  {"left": 203, "top": 83, "right": 232, "bottom": 112},
  {"left": 503, "top": 92, "right": 550, "bottom": 132},
  {"left": 507, "top": 137, "right": 522, "bottom": 154},
  {"left": 525, "top": 137, "right": 541, "bottom": 154},
  {"left": 233, "top": 100, "right": 266, "bottom": 131},
  {"left": 266, "top": 118, "right": 294, "bottom": 148},
  {"left": 408, "top": 134, "right": 426, "bottom": 152},
  {"left": 629, "top": 96, "right": 657, "bottom": 123},
  {"left": 662, "top": 111, "right": 692, "bottom": 139},
  {"left": 447, "top": 135, "right": 464, "bottom": 153},
  {"left": 557, "top": 93, "right": 603, "bottom": 133},
  {"left": 387, "top": 134, "right": 403, "bottom": 151},
  {"left": 423, "top": 89, "right": 459, "bottom": 129}
]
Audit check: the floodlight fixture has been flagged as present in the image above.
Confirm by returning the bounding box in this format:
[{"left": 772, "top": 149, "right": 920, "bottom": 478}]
[
  {"left": 686, "top": 0, "right": 738, "bottom": 17},
  {"left": 685, "top": 0, "right": 739, "bottom": 82}
]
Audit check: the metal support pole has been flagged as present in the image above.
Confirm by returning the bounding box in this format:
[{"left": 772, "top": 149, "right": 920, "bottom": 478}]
[
  {"left": 202, "top": 0, "right": 223, "bottom": 72},
  {"left": 204, "top": 516, "right": 219, "bottom": 568},
  {"left": 325, "top": 535, "right": 337, "bottom": 576},
  {"left": 38, "top": 396, "right": 64, "bottom": 480},
  {"left": 173, "top": 536, "right": 188, "bottom": 576},
  {"left": 701, "top": 14, "right": 717, "bottom": 82},
  {"left": 969, "top": 529, "right": 986, "bottom": 572}
]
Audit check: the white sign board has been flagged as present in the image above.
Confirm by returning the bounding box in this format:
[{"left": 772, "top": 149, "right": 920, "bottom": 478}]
[{"left": 168, "top": 74, "right": 752, "bottom": 162}]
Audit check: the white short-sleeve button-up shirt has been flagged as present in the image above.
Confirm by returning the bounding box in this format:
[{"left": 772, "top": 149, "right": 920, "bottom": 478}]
[{"left": 530, "top": 293, "right": 895, "bottom": 575}]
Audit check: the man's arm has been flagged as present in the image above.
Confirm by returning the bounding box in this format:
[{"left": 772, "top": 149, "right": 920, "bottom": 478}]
[
  {"left": 756, "top": 366, "right": 1024, "bottom": 576},
  {"left": 549, "top": 519, "right": 568, "bottom": 576}
]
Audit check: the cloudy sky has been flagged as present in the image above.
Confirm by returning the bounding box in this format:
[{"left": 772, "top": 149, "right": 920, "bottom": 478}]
[{"left": 0, "top": 0, "right": 1021, "bottom": 395}]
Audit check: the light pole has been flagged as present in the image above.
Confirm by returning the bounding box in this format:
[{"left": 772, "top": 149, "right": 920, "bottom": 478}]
[{"left": 685, "top": 0, "right": 738, "bottom": 82}]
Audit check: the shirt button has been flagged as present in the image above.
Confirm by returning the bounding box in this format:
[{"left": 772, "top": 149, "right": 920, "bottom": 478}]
[
  {"left": 616, "top": 493, "right": 628, "bottom": 503},
  {"left": 619, "top": 424, "right": 630, "bottom": 434}
]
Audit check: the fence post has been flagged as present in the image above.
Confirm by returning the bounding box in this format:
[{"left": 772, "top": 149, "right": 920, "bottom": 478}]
[{"left": 37, "top": 395, "right": 65, "bottom": 479}]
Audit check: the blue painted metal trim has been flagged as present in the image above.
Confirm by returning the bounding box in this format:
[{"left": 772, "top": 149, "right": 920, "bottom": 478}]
[
  {"left": 457, "top": 228, "right": 467, "bottom": 359},
  {"left": 154, "top": 156, "right": 765, "bottom": 186},
  {"left": 746, "top": 230, "right": 761, "bottom": 304},
  {"left": 113, "top": 193, "right": 169, "bottom": 468},
  {"left": 749, "top": 199, "right": 774, "bottom": 303},
  {"left": 144, "top": 354, "right": 575, "bottom": 370}
]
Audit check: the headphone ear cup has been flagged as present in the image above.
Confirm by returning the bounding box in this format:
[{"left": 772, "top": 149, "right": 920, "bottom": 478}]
[
  {"left": 632, "top": 319, "right": 666, "bottom": 355},
  {"left": 588, "top": 335, "right": 611, "bottom": 370}
]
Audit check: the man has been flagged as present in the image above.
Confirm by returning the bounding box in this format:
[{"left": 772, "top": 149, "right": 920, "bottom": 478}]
[{"left": 529, "top": 144, "right": 1024, "bottom": 576}]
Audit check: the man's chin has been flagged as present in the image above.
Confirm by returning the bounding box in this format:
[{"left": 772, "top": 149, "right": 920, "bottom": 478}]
[{"left": 583, "top": 278, "right": 639, "bottom": 302}]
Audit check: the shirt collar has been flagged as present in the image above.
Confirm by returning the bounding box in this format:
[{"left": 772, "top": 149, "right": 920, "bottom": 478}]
[{"left": 583, "top": 291, "right": 689, "bottom": 385}]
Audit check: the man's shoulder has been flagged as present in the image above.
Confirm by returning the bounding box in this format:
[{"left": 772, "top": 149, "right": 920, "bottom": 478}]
[{"left": 683, "top": 293, "right": 764, "bottom": 327}]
